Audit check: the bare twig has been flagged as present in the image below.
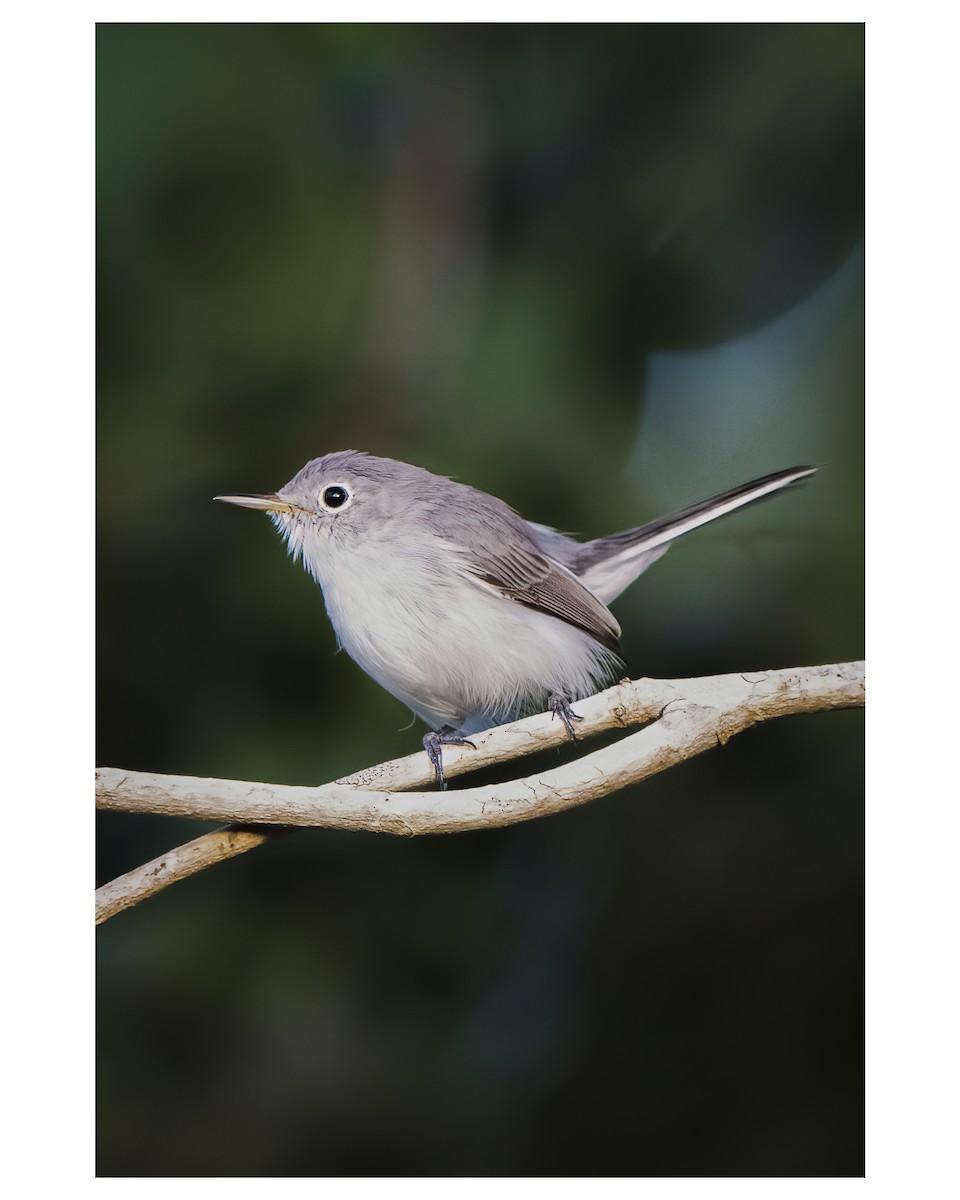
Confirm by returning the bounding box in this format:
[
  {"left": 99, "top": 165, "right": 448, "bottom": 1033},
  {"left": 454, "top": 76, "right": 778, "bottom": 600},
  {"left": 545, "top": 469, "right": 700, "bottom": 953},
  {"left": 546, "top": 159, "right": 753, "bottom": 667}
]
[{"left": 96, "top": 662, "right": 864, "bottom": 924}]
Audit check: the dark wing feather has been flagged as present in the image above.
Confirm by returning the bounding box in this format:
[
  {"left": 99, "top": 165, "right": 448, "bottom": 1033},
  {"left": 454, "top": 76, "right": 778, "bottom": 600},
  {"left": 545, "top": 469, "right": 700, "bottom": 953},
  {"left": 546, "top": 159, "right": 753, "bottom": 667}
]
[
  {"left": 469, "top": 541, "right": 623, "bottom": 655},
  {"left": 425, "top": 479, "right": 623, "bottom": 655}
]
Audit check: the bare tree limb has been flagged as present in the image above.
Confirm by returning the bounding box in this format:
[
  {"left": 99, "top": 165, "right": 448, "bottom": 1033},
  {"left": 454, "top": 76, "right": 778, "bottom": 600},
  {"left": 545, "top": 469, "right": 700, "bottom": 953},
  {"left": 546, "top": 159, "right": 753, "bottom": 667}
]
[{"left": 96, "top": 662, "right": 864, "bottom": 924}]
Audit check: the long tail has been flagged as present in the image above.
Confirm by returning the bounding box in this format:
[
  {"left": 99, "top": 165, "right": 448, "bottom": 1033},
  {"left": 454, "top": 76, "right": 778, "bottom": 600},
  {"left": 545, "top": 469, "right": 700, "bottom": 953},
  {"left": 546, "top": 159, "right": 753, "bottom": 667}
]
[{"left": 572, "top": 465, "right": 817, "bottom": 605}]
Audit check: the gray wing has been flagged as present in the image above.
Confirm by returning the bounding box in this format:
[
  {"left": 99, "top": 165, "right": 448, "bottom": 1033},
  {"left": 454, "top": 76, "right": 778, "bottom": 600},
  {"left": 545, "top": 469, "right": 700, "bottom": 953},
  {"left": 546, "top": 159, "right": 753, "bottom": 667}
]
[
  {"left": 429, "top": 489, "right": 623, "bottom": 654},
  {"left": 467, "top": 540, "right": 623, "bottom": 654}
]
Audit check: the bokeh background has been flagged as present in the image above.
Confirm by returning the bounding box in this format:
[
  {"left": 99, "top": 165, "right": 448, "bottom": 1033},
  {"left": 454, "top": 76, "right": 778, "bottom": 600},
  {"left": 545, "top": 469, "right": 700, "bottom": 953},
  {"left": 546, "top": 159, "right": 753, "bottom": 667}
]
[{"left": 96, "top": 23, "right": 864, "bottom": 1177}]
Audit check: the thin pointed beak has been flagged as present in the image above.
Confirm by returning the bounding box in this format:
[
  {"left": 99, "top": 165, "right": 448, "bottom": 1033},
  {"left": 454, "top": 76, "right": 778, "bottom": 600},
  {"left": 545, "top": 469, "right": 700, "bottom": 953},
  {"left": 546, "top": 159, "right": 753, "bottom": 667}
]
[{"left": 214, "top": 492, "right": 293, "bottom": 513}]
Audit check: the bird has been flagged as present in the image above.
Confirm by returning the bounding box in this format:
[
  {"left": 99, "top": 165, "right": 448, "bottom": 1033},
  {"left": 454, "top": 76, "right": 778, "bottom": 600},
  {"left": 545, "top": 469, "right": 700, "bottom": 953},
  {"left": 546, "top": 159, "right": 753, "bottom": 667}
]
[{"left": 216, "top": 453, "right": 815, "bottom": 785}]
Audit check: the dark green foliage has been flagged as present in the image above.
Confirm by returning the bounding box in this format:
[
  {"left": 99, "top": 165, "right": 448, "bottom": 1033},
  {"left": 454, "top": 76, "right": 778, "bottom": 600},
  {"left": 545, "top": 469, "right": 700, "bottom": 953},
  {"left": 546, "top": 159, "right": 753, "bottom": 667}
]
[{"left": 97, "top": 22, "right": 863, "bottom": 1177}]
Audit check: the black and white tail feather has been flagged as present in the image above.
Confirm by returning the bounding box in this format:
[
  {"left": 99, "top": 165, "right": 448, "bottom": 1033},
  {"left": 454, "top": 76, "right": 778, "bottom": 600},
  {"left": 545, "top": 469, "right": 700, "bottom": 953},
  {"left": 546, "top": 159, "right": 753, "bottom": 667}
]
[{"left": 529, "top": 465, "right": 817, "bottom": 607}]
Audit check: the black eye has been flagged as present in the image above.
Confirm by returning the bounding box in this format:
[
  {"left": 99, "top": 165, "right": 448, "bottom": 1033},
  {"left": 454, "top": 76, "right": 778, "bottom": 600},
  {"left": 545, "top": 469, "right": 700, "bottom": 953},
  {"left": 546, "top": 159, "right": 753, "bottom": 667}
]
[{"left": 322, "top": 485, "right": 349, "bottom": 509}]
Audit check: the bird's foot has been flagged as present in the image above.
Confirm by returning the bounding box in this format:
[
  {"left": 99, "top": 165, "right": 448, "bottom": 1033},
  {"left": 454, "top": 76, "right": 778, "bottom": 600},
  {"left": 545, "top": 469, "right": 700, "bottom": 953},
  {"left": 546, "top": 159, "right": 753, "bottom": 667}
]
[
  {"left": 548, "top": 693, "right": 583, "bottom": 740},
  {"left": 423, "top": 726, "right": 476, "bottom": 790}
]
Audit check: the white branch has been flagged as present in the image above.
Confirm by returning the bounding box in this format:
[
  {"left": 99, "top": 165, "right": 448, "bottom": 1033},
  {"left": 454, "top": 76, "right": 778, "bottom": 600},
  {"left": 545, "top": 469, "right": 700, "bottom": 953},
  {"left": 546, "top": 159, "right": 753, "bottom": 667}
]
[{"left": 96, "top": 662, "right": 864, "bottom": 923}]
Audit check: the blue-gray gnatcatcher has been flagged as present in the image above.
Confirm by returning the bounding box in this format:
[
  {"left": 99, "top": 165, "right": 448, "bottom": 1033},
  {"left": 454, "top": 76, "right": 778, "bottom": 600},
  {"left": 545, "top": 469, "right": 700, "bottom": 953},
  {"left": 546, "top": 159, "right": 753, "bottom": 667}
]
[{"left": 217, "top": 453, "right": 815, "bottom": 785}]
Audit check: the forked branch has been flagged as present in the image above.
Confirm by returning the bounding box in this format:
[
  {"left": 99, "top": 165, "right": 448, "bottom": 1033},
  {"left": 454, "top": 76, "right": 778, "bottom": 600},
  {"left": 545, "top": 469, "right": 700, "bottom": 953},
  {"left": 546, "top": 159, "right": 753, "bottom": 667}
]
[{"left": 96, "top": 662, "right": 864, "bottom": 924}]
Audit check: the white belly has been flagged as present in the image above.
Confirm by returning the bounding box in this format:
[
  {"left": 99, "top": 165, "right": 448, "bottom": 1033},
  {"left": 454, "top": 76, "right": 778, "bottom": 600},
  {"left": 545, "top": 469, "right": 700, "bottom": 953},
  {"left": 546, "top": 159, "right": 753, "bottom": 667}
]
[{"left": 317, "top": 541, "right": 617, "bottom": 733}]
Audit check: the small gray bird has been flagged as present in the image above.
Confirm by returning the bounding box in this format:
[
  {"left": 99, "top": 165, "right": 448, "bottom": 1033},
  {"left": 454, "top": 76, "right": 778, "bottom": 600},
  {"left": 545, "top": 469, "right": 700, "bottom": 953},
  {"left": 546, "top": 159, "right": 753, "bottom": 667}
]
[{"left": 217, "top": 453, "right": 815, "bottom": 785}]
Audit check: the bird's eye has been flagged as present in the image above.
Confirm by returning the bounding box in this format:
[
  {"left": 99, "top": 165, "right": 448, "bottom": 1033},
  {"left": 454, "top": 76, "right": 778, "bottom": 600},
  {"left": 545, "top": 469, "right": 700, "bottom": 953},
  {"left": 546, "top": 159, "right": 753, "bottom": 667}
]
[{"left": 321, "top": 485, "right": 349, "bottom": 510}]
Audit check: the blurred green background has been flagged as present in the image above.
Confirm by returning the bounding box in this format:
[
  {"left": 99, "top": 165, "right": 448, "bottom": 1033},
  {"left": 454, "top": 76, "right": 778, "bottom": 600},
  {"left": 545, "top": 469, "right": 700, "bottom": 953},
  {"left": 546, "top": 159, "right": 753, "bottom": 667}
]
[{"left": 96, "top": 23, "right": 863, "bottom": 1177}]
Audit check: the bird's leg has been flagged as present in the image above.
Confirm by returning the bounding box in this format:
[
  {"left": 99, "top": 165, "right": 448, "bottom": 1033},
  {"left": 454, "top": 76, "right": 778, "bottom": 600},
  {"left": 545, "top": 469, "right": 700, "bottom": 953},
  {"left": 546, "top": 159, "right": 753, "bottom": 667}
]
[
  {"left": 422, "top": 725, "right": 477, "bottom": 790},
  {"left": 548, "top": 692, "right": 583, "bottom": 740}
]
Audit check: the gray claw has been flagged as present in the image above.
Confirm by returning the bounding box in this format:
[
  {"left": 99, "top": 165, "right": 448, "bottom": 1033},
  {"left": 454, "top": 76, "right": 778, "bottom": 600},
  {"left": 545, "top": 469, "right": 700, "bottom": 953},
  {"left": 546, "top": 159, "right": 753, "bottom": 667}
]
[
  {"left": 422, "top": 726, "right": 476, "bottom": 790},
  {"left": 548, "top": 693, "right": 583, "bottom": 740}
]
